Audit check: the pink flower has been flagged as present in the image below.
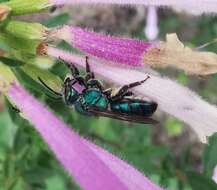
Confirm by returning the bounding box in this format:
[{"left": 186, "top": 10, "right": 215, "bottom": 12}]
[
  {"left": 53, "top": 26, "right": 152, "bottom": 66},
  {"left": 47, "top": 47, "right": 217, "bottom": 143},
  {"left": 7, "top": 82, "right": 163, "bottom": 190}
]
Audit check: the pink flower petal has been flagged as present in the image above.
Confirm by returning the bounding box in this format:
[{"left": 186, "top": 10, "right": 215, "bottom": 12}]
[
  {"left": 8, "top": 83, "right": 163, "bottom": 190},
  {"left": 54, "top": 26, "right": 152, "bottom": 66},
  {"left": 86, "top": 142, "right": 163, "bottom": 190},
  {"left": 47, "top": 47, "right": 217, "bottom": 143}
]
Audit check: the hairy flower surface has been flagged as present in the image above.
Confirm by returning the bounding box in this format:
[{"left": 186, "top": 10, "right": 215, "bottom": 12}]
[
  {"left": 47, "top": 47, "right": 217, "bottom": 143},
  {"left": 0, "top": 0, "right": 216, "bottom": 189},
  {"left": 53, "top": 26, "right": 217, "bottom": 75},
  {"left": 54, "top": 26, "right": 152, "bottom": 66},
  {"left": 6, "top": 82, "right": 163, "bottom": 190}
]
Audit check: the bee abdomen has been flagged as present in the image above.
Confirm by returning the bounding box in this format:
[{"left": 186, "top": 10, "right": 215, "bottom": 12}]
[{"left": 111, "top": 99, "right": 157, "bottom": 117}]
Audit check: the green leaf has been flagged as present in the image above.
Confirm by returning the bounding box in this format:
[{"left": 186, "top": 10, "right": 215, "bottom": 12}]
[
  {"left": 203, "top": 133, "right": 217, "bottom": 178},
  {"left": 187, "top": 171, "right": 217, "bottom": 190},
  {"left": 0, "top": 57, "right": 25, "bottom": 67},
  {"left": 21, "top": 64, "right": 62, "bottom": 93},
  {"left": 0, "top": 63, "right": 17, "bottom": 88},
  {"left": 8, "top": 177, "right": 25, "bottom": 190},
  {"left": 166, "top": 178, "right": 179, "bottom": 190},
  {"left": 43, "top": 13, "right": 70, "bottom": 28},
  {"left": 0, "top": 0, "right": 9, "bottom": 3},
  {"left": 0, "top": 33, "right": 40, "bottom": 55},
  {"left": 0, "top": 110, "right": 17, "bottom": 152},
  {"left": 14, "top": 52, "right": 55, "bottom": 69},
  {"left": 45, "top": 175, "right": 67, "bottom": 190},
  {"left": 27, "top": 56, "right": 55, "bottom": 69},
  {"left": 177, "top": 72, "right": 189, "bottom": 85},
  {"left": 12, "top": 66, "right": 48, "bottom": 93},
  {"left": 23, "top": 167, "right": 52, "bottom": 187},
  {"left": 4, "top": 20, "right": 47, "bottom": 40},
  {"left": 165, "top": 118, "right": 183, "bottom": 136}
]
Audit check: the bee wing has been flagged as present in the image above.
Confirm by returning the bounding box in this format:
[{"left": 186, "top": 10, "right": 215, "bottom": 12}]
[{"left": 87, "top": 107, "right": 158, "bottom": 125}]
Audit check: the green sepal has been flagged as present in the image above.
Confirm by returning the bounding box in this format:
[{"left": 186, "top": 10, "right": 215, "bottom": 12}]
[
  {"left": 3, "top": 0, "right": 50, "bottom": 15},
  {"left": 21, "top": 64, "right": 62, "bottom": 93},
  {"left": 0, "top": 63, "right": 17, "bottom": 94},
  {"left": 0, "top": 33, "right": 41, "bottom": 54},
  {"left": 3, "top": 20, "right": 48, "bottom": 40},
  {"left": 10, "top": 51, "right": 55, "bottom": 69},
  {"left": 43, "top": 13, "right": 70, "bottom": 28},
  {"left": 0, "top": 63, "right": 16, "bottom": 83},
  {"left": 19, "top": 53, "right": 55, "bottom": 69},
  {"left": 28, "top": 56, "right": 55, "bottom": 69}
]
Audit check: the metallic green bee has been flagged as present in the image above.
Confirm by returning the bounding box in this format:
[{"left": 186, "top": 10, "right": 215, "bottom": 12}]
[{"left": 39, "top": 57, "right": 158, "bottom": 124}]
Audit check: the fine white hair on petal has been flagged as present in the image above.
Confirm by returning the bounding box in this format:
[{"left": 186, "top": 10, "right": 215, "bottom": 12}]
[
  {"left": 47, "top": 47, "right": 217, "bottom": 143},
  {"left": 8, "top": 83, "right": 164, "bottom": 190},
  {"left": 49, "top": 0, "right": 217, "bottom": 14},
  {"left": 85, "top": 140, "right": 164, "bottom": 190}
]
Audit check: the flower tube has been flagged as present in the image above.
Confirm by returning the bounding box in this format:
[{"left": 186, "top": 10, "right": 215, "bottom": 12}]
[
  {"left": 47, "top": 47, "right": 217, "bottom": 143},
  {"left": 4, "top": 81, "right": 163, "bottom": 190}
]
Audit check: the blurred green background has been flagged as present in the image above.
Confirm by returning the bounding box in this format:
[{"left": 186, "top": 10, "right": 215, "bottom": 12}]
[{"left": 0, "top": 4, "right": 217, "bottom": 190}]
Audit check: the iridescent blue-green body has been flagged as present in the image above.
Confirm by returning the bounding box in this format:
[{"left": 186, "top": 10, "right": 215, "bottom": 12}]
[
  {"left": 111, "top": 99, "right": 157, "bottom": 117},
  {"left": 40, "top": 58, "right": 158, "bottom": 124},
  {"left": 65, "top": 86, "right": 157, "bottom": 117},
  {"left": 65, "top": 88, "right": 109, "bottom": 115}
]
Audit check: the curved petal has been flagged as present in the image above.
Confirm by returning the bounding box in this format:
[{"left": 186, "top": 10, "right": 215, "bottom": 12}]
[
  {"left": 7, "top": 83, "right": 163, "bottom": 190},
  {"left": 47, "top": 47, "right": 217, "bottom": 143},
  {"left": 52, "top": 26, "right": 152, "bottom": 66}
]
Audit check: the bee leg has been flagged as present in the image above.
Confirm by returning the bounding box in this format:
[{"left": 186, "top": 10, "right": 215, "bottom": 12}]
[
  {"left": 75, "top": 76, "right": 87, "bottom": 87},
  {"left": 87, "top": 79, "right": 104, "bottom": 91},
  {"left": 111, "top": 76, "right": 150, "bottom": 101},
  {"left": 122, "top": 76, "right": 150, "bottom": 89},
  {"left": 64, "top": 77, "right": 73, "bottom": 85},
  {"left": 103, "top": 88, "right": 134, "bottom": 99},
  {"left": 61, "top": 57, "right": 87, "bottom": 88},
  {"left": 103, "top": 88, "right": 112, "bottom": 97},
  {"left": 85, "top": 56, "right": 95, "bottom": 82},
  {"left": 68, "top": 63, "right": 80, "bottom": 78},
  {"left": 64, "top": 76, "right": 87, "bottom": 89},
  {"left": 59, "top": 57, "right": 80, "bottom": 78},
  {"left": 124, "top": 91, "right": 134, "bottom": 97}
]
